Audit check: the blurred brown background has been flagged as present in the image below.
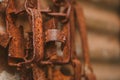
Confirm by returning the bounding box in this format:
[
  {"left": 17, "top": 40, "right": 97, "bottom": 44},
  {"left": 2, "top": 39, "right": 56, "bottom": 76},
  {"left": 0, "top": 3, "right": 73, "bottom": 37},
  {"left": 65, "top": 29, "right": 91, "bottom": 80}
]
[
  {"left": 0, "top": 0, "right": 120, "bottom": 80},
  {"left": 77, "top": 0, "right": 120, "bottom": 80}
]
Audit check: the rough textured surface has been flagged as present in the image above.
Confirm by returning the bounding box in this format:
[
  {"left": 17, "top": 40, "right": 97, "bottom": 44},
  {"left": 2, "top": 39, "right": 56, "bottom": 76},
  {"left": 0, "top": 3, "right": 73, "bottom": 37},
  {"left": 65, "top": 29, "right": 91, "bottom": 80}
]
[
  {"left": 32, "top": 9, "right": 44, "bottom": 61},
  {"left": 0, "top": 33, "right": 10, "bottom": 48}
]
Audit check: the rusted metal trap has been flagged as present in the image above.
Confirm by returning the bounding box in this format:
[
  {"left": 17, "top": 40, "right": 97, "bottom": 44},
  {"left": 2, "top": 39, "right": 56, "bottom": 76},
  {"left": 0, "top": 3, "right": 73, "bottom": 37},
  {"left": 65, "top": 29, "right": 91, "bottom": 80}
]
[{"left": 0, "top": 0, "right": 96, "bottom": 80}]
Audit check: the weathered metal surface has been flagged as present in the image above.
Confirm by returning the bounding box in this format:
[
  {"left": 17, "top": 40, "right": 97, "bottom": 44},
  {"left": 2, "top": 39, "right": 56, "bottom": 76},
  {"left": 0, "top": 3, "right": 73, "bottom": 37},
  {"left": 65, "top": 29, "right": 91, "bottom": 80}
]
[
  {"left": 32, "top": 64, "right": 46, "bottom": 80},
  {"left": 6, "top": 0, "right": 25, "bottom": 66},
  {"left": 45, "top": 29, "right": 65, "bottom": 43},
  {"left": 0, "top": 33, "right": 10, "bottom": 48},
  {"left": 0, "top": 0, "right": 96, "bottom": 80},
  {"left": 32, "top": 9, "right": 44, "bottom": 62}
]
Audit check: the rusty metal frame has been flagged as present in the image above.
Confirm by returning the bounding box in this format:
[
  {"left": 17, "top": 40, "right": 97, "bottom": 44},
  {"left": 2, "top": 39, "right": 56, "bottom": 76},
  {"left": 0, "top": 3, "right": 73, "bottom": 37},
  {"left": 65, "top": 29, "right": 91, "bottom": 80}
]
[{"left": 0, "top": 0, "right": 96, "bottom": 80}]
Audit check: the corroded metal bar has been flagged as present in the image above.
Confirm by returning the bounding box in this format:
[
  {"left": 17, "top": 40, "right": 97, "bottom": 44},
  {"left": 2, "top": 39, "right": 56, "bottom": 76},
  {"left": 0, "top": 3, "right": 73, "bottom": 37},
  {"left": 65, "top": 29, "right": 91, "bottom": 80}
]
[
  {"left": 72, "top": 59, "right": 82, "bottom": 80},
  {"left": 31, "top": 9, "right": 44, "bottom": 62},
  {"left": 74, "top": 2, "right": 96, "bottom": 80},
  {"left": 32, "top": 64, "right": 46, "bottom": 80},
  {"left": 6, "top": 0, "right": 25, "bottom": 59}
]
